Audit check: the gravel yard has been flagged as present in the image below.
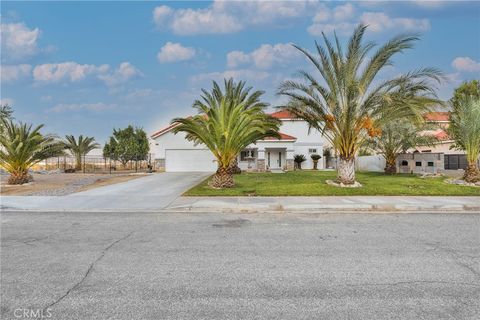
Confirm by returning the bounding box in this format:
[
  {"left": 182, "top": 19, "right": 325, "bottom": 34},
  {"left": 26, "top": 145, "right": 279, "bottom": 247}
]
[{"left": 0, "top": 173, "right": 146, "bottom": 196}]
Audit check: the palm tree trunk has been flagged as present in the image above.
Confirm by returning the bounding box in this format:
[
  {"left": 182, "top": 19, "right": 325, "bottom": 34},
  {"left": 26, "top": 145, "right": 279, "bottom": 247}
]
[
  {"left": 313, "top": 160, "right": 318, "bottom": 170},
  {"left": 337, "top": 157, "right": 355, "bottom": 184},
  {"left": 8, "top": 170, "right": 33, "bottom": 185},
  {"left": 210, "top": 166, "right": 234, "bottom": 188},
  {"left": 228, "top": 158, "right": 241, "bottom": 174},
  {"left": 384, "top": 156, "right": 397, "bottom": 175},
  {"left": 463, "top": 162, "right": 480, "bottom": 183},
  {"left": 75, "top": 154, "right": 82, "bottom": 171}
]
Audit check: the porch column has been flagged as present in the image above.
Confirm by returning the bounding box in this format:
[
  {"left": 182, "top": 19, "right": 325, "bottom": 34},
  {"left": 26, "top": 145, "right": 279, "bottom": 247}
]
[
  {"left": 286, "top": 149, "right": 295, "bottom": 171},
  {"left": 257, "top": 148, "right": 266, "bottom": 172}
]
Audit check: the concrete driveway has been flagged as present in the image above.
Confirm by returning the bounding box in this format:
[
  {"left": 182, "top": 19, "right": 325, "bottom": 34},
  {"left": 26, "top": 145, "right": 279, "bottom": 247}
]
[
  {"left": 0, "top": 172, "right": 211, "bottom": 211},
  {"left": 1, "top": 210, "right": 479, "bottom": 320}
]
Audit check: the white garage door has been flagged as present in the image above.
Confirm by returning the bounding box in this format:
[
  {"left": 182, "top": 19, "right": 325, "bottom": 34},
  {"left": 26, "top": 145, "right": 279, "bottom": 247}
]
[{"left": 165, "top": 149, "right": 217, "bottom": 172}]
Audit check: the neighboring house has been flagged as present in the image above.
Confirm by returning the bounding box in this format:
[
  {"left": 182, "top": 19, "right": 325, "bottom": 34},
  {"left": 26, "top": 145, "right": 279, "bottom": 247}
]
[
  {"left": 416, "top": 112, "right": 460, "bottom": 154},
  {"left": 150, "top": 110, "right": 328, "bottom": 172},
  {"left": 410, "top": 111, "right": 469, "bottom": 171}
]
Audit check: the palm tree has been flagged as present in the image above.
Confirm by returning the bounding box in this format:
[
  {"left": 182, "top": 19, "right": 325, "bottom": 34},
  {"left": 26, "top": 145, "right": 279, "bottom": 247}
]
[
  {"left": 0, "top": 119, "right": 64, "bottom": 184},
  {"left": 294, "top": 154, "right": 307, "bottom": 169},
  {"left": 366, "top": 120, "right": 439, "bottom": 174},
  {"left": 172, "top": 79, "right": 281, "bottom": 188},
  {"left": 64, "top": 135, "right": 99, "bottom": 171},
  {"left": 448, "top": 95, "right": 480, "bottom": 182},
  {"left": 278, "top": 24, "right": 442, "bottom": 185}
]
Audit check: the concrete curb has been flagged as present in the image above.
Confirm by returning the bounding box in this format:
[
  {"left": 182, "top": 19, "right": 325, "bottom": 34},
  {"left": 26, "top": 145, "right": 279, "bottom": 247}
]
[{"left": 164, "top": 204, "right": 480, "bottom": 214}]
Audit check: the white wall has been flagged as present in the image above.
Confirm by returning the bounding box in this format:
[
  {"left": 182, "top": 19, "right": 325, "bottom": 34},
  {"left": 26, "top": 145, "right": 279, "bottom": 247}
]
[
  {"left": 279, "top": 120, "right": 325, "bottom": 143},
  {"left": 355, "top": 155, "right": 386, "bottom": 172},
  {"left": 151, "top": 131, "right": 205, "bottom": 159}
]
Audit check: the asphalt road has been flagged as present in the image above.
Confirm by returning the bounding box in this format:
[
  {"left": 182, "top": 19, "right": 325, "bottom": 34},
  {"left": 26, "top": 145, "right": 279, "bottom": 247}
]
[{"left": 1, "top": 211, "right": 479, "bottom": 320}]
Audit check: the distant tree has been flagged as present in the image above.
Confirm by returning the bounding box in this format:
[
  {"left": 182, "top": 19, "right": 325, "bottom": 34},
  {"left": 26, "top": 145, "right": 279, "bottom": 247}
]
[
  {"left": 63, "top": 135, "right": 99, "bottom": 171},
  {"left": 103, "top": 126, "right": 149, "bottom": 168},
  {"left": 450, "top": 80, "right": 480, "bottom": 107},
  {"left": 0, "top": 119, "right": 64, "bottom": 184},
  {"left": 103, "top": 136, "right": 118, "bottom": 160}
]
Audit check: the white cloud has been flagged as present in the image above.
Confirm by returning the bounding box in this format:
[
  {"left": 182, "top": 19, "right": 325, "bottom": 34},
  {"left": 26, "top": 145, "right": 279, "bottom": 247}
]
[
  {"left": 1, "top": 64, "right": 32, "bottom": 83},
  {"left": 308, "top": 22, "right": 356, "bottom": 36},
  {"left": 360, "top": 12, "right": 430, "bottom": 32},
  {"left": 452, "top": 57, "right": 480, "bottom": 73},
  {"left": 190, "top": 69, "right": 270, "bottom": 83},
  {"left": 0, "top": 22, "right": 40, "bottom": 61},
  {"left": 153, "top": 5, "right": 173, "bottom": 26},
  {"left": 98, "top": 62, "right": 142, "bottom": 86},
  {"left": 157, "top": 42, "right": 196, "bottom": 63},
  {"left": 227, "top": 51, "right": 251, "bottom": 68},
  {"left": 227, "top": 43, "right": 301, "bottom": 69},
  {"left": 0, "top": 98, "right": 15, "bottom": 106},
  {"left": 334, "top": 3, "right": 355, "bottom": 21},
  {"left": 33, "top": 62, "right": 106, "bottom": 83},
  {"left": 32, "top": 61, "right": 141, "bottom": 86},
  {"left": 308, "top": 4, "right": 430, "bottom": 36},
  {"left": 152, "top": 1, "right": 319, "bottom": 35},
  {"left": 48, "top": 102, "right": 116, "bottom": 113}
]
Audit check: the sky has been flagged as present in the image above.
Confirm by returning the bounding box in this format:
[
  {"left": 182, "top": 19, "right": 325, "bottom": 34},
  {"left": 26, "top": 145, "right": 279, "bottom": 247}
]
[{"left": 1, "top": 1, "right": 479, "bottom": 144}]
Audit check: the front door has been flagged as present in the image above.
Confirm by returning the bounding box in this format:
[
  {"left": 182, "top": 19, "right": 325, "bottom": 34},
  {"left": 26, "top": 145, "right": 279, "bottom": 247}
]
[{"left": 268, "top": 151, "right": 282, "bottom": 169}]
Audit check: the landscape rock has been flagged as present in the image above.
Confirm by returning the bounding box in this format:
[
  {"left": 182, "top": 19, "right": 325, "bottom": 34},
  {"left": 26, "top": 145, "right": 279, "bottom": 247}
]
[
  {"left": 445, "top": 178, "right": 480, "bottom": 187},
  {"left": 326, "top": 179, "right": 362, "bottom": 188}
]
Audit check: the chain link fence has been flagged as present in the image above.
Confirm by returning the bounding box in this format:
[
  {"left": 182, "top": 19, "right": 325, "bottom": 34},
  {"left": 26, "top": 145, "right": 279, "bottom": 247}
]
[{"left": 32, "top": 153, "right": 156, "bottom": 174}]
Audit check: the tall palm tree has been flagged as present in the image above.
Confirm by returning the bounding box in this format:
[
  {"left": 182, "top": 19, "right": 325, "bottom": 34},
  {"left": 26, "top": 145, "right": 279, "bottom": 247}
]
[
  {"left": 366, "top": 120, "right": 439, "bottom": 174},
  {"left": 278, "top": 24, "right": 442, "bottom": 184},
  {"left": 448, "top": 95, "right": 480, "bottom": 182},
  {"left": 0, "top": 119, "right": 64, "bottom": 184},
  {"left": 172, "top": 79, "right": 281, "bottom": 188},
  {"left": 64, "top": 135, "right": 99, "bottom": 171}
]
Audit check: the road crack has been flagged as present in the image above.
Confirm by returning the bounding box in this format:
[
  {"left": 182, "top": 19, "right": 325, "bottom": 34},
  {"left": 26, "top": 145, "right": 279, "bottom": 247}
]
[{"left": 43, "top": 231, "right": 133, "bottom": 310}]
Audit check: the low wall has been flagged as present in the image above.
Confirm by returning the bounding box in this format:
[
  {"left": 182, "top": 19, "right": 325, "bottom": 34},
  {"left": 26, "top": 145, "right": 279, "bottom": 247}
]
[{"left": 355, "top": 155, "right": 386, "bottom": 172}]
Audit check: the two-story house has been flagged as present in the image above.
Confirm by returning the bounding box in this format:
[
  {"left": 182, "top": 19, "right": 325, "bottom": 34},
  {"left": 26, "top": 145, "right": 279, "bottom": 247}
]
[{"left": 150, "top": 110, "right": 328, "bottom": 172}]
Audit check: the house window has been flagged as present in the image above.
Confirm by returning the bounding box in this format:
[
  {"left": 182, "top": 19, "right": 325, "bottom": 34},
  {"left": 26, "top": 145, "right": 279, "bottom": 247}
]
[
  {"left": 415, "top": 161, "right": 422, "bottom": 167},
  {"left": 240, "top": 150, "right": 255, "bottom": 161},
  {"left": 308, "top": 148, "right": 317, "bottom": 153},
  {"left": 401, "top": 160, "right": 408, "bottom": 166},
  {"left": 427, "top": 162, "right": 434, "bottom": 167}
]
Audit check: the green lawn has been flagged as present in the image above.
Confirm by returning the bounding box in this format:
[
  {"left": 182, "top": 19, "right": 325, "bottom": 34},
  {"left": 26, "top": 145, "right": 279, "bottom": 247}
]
[{"left": 185, "top": 170, "right": 480, "bottom": 196}]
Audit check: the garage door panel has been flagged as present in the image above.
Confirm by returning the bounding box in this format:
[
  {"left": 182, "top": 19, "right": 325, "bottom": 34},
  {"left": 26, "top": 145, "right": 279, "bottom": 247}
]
[{"left": 165, "top": 149, "right": 217, "bottom": 172}]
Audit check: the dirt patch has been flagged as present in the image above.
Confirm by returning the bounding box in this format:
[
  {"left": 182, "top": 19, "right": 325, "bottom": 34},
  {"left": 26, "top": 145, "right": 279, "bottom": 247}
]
[{"left": 0, "top": 173, "right": 147, "bottom": 196}]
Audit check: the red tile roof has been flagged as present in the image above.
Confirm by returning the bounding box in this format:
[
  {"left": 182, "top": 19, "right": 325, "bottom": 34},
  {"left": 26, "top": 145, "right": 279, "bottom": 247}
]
[
  {"left": 424, "top": 112, "right": 450, "bottom": 122},
  {"left": 434, "top": 129, "right": 450, "bottom": 140},
  {"left": 150, "top": 123, "right": 179, "bottom": 139},
  {"left": 270, "top": 110, "right": 296, "bottom": 119},
  {"left": 263, "top": 132, "right": 297, "bottom": 141}
]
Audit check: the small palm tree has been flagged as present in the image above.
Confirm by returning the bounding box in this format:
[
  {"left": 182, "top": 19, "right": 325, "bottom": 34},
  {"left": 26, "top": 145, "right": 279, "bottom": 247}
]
[
  {"left": 172, "top": 79, "right": 281, "bottom": 188},
  {"left": 366, "top": 120, "right": 438, "bottom": 174},
  {"left": 64, "top": 135, "right": 99, "bottom": 171},
  {"left": 310, "top": 154, "right": 322, "bottom": 170},
  {"left": 448, "top": 95, "right": 480, "bottom": 182},
  {"left": 294, "top": 154, "right": 306, "bottom": 169},
  {"left": 0, "top": 120, "right": 64, "bottom": 184},
  {"left": 278, "top": 24, "right": 442, "bottom": 185}
]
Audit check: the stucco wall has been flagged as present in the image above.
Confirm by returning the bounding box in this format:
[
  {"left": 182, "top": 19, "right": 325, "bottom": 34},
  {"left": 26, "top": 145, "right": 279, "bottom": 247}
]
[
  {"left": 414, "top": 141, "right": 465, "bottom": 155},
  {"left": 356, "top": 155, "right": 386, "bottom": 172},
  {"left": 151, "top": 131, "right": 204, "bottom": 159}
]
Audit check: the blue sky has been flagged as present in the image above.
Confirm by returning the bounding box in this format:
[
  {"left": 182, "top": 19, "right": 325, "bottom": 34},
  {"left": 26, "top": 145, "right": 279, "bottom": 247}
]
[{"left": 1, "top": 1, "right": 479, "bottom": 143}]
